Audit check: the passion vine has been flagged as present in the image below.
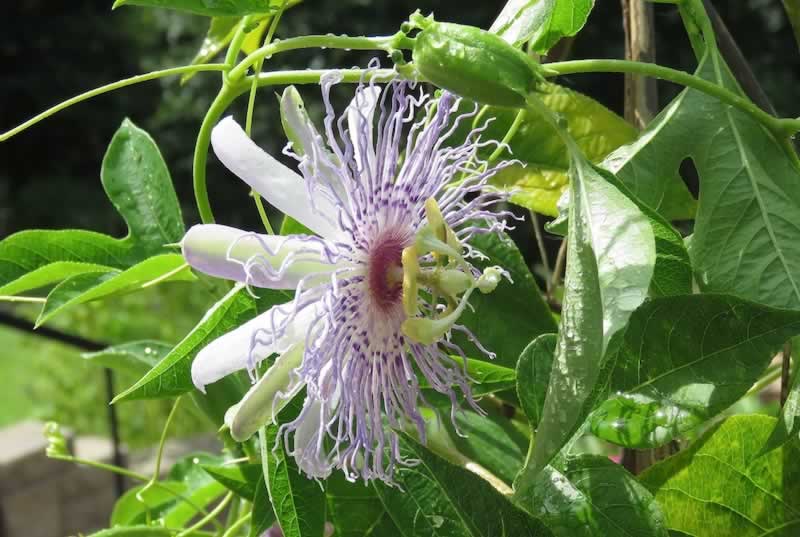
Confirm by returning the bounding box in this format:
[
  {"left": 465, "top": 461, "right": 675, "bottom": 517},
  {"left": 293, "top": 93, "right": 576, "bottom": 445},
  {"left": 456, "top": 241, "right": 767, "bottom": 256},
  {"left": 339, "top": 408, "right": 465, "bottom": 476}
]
[{"left": 3, "top": 1, "right": 800, "bottom": 536}]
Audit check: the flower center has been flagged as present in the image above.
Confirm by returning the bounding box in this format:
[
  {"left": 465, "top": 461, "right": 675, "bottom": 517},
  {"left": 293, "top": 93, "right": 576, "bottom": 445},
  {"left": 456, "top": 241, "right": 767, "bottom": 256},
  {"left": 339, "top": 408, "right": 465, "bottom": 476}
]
[{"left": 368, "top": 231, "right": 408, "bottom": 312}]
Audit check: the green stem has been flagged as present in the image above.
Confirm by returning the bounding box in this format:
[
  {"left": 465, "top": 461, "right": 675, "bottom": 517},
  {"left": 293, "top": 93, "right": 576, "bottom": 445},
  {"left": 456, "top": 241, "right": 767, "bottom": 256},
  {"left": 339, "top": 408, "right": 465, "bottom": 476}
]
[
  {"left": 228, "top": 34, "right": 403, "bottom": 82},
  {"left": 244, "top": 5, "right": 287, "bottom": 235},
  {"left": 543, "top": 59, "right": 800, "bottom": 138},
  {"left": 194, "top": 86, "right": 238, "bottom": 224},
  {"left": 746, "top": 363, "right": 783, "bottom": 397},
  {"left": 486, "top": 108, "right": 526, "bottom": 164},
  {"left": 0, "top": 64, "right": 229, "bottom": 142},
  {"left": 220, "top": 512, "right": 253, "bottom": 537},
  {"left": 177, "top": 492, "right": 234, "bottom": 537}
]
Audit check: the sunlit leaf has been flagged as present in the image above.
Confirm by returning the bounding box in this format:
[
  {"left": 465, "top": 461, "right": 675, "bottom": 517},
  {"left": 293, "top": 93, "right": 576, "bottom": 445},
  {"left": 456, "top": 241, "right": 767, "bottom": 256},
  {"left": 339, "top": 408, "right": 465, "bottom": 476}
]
[
  {"left": 640, "top": 415, "right": 800, "bottom": 537},
  {"left": 590, "top": 294, "right": 800, "bottom": 448},
  {"left": 109, "top": 481, "right": 187, "bottom": 526},
  {"left": 455, "top": 82, "right": 636, "bottom": 216},
  {"left": 36, "top": 254, "right": 194, "bottom": 326},
  {"left": 491, "top": 0, "right": 595, "bottom": 52},
  {"left": 531, "top": 153, "right": 655, "bottom": 473}
]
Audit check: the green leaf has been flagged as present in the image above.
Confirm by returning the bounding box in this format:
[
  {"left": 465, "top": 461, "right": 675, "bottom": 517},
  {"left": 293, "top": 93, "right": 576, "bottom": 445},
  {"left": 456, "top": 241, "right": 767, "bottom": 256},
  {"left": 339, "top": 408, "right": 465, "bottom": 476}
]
[
  {"left": 201, "top": 462, "right": 262, "bottom": 500},
  {"left": 280, "top": 214, "right": 315, "bottom": 236},
  {"left": 590, "top": 294, "right": 800, "bottom": 448},
  {"left": 640, "top": 414, "right": 800, "bottom": 537},
  {"left": 763, "top": 348, "right": 800, "bottom": 453},
  {"left": 490, "top": 0, "right": 595, "bottom": 53},
  {"left": 181, "top": 17, "right": 241, "bottom": 83},
  {"left": 516, "top": 334, "right": 557, "bottom": 432},
  {"left": 419, "top": 355, "right": 516, "bottom": 397},
  {"left": 0, "top": 119, "right": 183, "bottom": 297},
  {"left": 110, "top": 481, "right": 187, "bottom": 526},
  {"left": 259, "top": 413, "right": 327, "bottom": 537},
  {"left": 455, "top": 230, "right": 556, "bottom": 369},
  {"left": 531, "top": 151, "right": 655, "bottom": 473},
  {"left": 454, "top": 82, "right": 637, "bottom": 217},
  {"left": 83, "top": 340, "right": 172, "bottom": 376},
  {"left": 36, "top": 254, "right": 194, "bottom": 326},
  {"left": 161, "top": 453, "right": 226, "bottom": 529},
  {"left": 609, "top": 50, "right": 800, "bottom": 309},
  {"left": 112, "top": 284, "right": 257, "bottom": 402},
  {"left": 599, "top": 167, "right": 693, "bottom": 298},
  {"left": 327, "top": 473, "right": 390, "bottom": 537},
  {"left": 515, "top": 456, "right": 668, "bottom": 537},
  {"left": 101, "top": 119, "right": 185, "bottom": 256},
  {"left": 374, "top": 435, "right": 551, "bottom": 537},
  {"left": 250, "top": 473, "right": 277, "bottom": 537},
  {"left": 112, "top": 0, "right": 284, "bottom": 16}
]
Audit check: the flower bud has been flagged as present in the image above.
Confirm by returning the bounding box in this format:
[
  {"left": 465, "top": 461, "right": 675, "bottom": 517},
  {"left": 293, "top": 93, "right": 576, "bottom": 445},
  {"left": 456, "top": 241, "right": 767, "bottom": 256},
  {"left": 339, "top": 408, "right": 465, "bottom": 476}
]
[{"left": 409, "top": 13, "right": 543, "bottom": 107}]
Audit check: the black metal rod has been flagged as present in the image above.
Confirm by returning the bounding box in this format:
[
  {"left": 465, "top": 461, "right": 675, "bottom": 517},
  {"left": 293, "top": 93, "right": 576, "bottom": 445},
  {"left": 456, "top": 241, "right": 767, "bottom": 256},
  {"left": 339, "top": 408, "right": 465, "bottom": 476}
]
[{"left": 0, "top": 310, "right": 125, "bottom": 498}]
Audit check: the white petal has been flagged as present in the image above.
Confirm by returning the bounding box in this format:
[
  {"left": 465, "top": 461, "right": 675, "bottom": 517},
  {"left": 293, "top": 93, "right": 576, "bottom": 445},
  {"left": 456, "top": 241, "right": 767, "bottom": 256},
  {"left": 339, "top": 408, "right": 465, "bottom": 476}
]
[
  {"left": 182, "top": 224, "right": 343, "bottom": 289},
  {"left": 191, "top": 301, "right": 319, "bottom": 392},
  {"left": 347, "top": 86, "right": 381, "bottom": 174},
  {"left": 225, "top": 343, "right": 305, "bottom": 441},
  {"left": 211, "top": 116, "right": 341, "bottom": 239},
  {"left": 292, "top": 399, "right": 333, "bottom": 479}
]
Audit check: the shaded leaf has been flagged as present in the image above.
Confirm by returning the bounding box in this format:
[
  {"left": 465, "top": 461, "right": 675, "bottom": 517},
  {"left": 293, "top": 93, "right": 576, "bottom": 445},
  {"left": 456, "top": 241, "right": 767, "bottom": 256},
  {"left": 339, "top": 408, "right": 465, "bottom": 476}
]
[
  {"left": 36, "top": 254, "right": 194, "bottom": 326},
  {"left": 455, "top": 230, "right": 557, "bottom": 369},
  {"left": 531, "top": 151, "right": 655, "bottom": 473},
  {"left": 110, "top": 481, "right": 187, "bottom": 526},
  {"left": 161, "top": 453, "right": 226, "bottom": 529},
  {"left": 640, "top": 415, "right": 800, "bottom": 537},
  {"left": 515, "top": 456, "right": 668, "bottom": 537},
  {"left": 83, "top": 340, "right": 172, "bottom": 376},
  {"left": 374, "top": 435, "right": 551, "bottom": 536},
  {"left": 250, "top": 473, "right": 277, "bottom": 537},
  {"left": 590, "top": 294, "right": 800, "bottom": 448},
  {"left": 201, "top": 462, "right": 262, "bottom": 500},
  {"left": 760, "top": 340, "right": 800, "bottom": 454},
  {"left": 491, "top": 0, "right": 595, "bottom": 53},
  {"left": 327, "top": 473, "right": 389, "bottom": 537},
  {"left": 516, "top": 334, "right": 557, "bottom": 432}
]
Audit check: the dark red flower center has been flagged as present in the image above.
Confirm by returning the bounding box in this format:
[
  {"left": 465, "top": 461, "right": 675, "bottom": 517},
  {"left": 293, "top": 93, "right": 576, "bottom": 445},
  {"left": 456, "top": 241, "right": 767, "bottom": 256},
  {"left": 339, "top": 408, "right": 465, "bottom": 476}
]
[{"left": 368, "top": 232, "right": 408, "bottom": 312}]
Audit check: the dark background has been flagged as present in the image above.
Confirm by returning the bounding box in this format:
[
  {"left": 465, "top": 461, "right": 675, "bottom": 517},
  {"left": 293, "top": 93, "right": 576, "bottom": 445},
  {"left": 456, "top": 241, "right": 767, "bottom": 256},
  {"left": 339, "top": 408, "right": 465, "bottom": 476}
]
[{"left": 1, "top": 0, "right": 797, "bottom": 242}]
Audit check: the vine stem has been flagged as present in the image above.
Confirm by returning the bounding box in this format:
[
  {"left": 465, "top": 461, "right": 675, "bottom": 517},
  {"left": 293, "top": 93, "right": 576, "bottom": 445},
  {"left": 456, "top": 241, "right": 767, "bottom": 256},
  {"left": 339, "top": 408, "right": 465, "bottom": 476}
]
[
  {"left": 543, "top": 59, "right": 800, "bottom": 138},
  {"left": 227, "top": 33, "right": 403, "bottom": 82},
  {"left": 220, "top": 512, "right": 253, "bottom": 537},
  {"left": 0, "top": 64, "right": 230, "bottom": 141}
]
